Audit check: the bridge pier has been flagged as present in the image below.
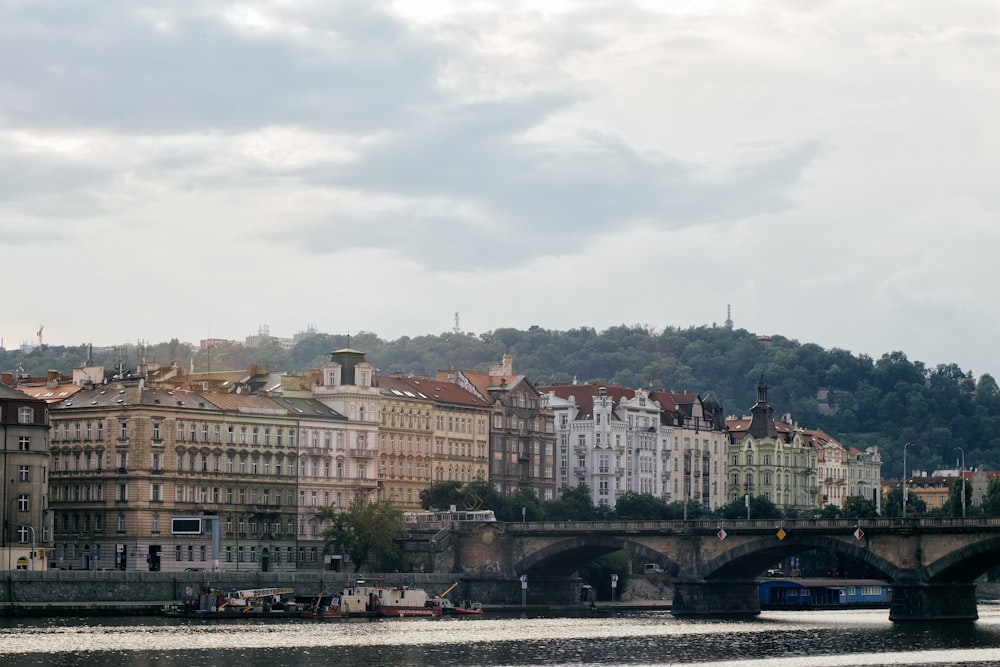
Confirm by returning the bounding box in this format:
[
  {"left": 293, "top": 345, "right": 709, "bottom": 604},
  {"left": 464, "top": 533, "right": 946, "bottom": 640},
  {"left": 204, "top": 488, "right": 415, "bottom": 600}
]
[
  {"left": 671, "top": 580, "right": 760, "bottom": 617},
  {"left": 889, "top": 581, "right": 978, "bottom": 622}
]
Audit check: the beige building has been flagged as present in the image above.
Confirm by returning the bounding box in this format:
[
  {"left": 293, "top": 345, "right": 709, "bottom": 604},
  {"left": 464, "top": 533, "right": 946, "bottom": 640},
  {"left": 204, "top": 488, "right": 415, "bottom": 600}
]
[
  {"left": 48, "top": 384, "right": 305, "bottom": 572},
  {"left": 376, "top": 374, "right": 436, "bottom": 509},
  {"left": 0, "top": 384, "right": 51, "bottom": 571}
]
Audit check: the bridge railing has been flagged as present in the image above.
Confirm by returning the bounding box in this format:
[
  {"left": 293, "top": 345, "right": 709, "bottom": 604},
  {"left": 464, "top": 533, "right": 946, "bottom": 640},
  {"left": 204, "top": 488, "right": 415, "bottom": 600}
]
[{"left": 501, "top": 517, "right": 1000, "bottom": 534}]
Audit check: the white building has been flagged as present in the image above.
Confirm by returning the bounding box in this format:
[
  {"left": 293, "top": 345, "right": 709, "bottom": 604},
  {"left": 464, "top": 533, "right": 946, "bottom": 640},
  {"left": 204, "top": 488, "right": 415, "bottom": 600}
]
[{"left": 541, "top": 383, "right": 727, "bottom": 510}]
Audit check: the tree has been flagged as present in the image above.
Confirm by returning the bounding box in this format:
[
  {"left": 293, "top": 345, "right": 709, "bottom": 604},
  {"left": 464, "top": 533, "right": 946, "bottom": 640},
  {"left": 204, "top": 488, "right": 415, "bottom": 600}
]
[
  {"left": 323, "top": 497, "right": 403, "bottom": 572},
  {"left": 715, "top": 495, "right": 782, "bottom": 520},
  {"left": 883, "top": 486, "right": 927, "bottom": 517},
  {"left": 613, "top": 492, "right": 670, "bottom": 520},
  {"left": 418, "top": 480, "right": 464, "bottom": 511},
  {"left": 941, "top": 478, "right": 973, "bottom": 518},
  {"left": 818, "top": 504, "right": 842, "bottom": 519},
  {"left": 982, "top": 477, "right": 1000, "bottom": 517},
  {"left": 841, "top": 495, "right": 879, "bottom": 519},
  {"left": 542, "top": 485, "right": 607, "bottom": 521}
]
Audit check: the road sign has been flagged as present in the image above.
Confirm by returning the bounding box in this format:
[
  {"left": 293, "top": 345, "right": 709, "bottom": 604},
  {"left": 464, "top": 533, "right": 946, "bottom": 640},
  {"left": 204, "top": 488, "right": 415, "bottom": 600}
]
[
  {"left": 611, "top": 574, "right": 618, "bottom": 588},
  {"left": 854, "top": 527, "right": 865, "bottom": 540},
  {"left": 776, "top": 528, "right": 787, "bottom": 541},
  {"left": 717, "top": 528, "right": 727, "bottom": 540}
]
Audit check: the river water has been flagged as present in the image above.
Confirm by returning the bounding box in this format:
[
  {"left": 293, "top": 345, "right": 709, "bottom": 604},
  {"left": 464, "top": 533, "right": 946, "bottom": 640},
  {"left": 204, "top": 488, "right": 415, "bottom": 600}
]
[{"left": 5, "top": 607, "right": 1000, "bottom": 667}]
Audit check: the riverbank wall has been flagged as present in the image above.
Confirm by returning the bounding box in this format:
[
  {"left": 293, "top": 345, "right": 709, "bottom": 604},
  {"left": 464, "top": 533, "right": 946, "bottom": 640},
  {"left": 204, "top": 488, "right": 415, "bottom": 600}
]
[{"left": 0, "top": 570, "right": 462, "bottom": 616}]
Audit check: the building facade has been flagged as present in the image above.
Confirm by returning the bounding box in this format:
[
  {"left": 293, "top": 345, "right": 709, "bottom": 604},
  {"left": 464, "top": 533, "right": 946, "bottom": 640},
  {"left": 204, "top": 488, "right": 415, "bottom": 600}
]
[
  {"left": 0, "top": 384, "right": 51, "bottom": 570},
  {"left": 48, "top": 385, "right": 306, "bottom": 572},
  {"left": 376, "top": 374, "right": 437, "bottom": 509},
  {"left": 445, "top": 355, "right": 556, "bottom": 501},
  {"left": 542, "top": 383, "right": 727, "bottom": 510},
  {"left": 726, "top": 379, "right": 819, "bottom": 512}
]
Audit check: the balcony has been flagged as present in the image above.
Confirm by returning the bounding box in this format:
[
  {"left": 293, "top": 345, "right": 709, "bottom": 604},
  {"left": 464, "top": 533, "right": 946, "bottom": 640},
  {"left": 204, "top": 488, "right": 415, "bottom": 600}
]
[{"left": 349, "top": 448, "right": 376, "bottom": 458}]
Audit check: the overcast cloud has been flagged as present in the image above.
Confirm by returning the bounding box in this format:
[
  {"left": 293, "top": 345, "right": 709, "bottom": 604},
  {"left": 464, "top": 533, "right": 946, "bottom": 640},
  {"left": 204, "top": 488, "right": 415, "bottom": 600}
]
[{"left": 3, "top": 1, "right": 1000, "bottom": 377}]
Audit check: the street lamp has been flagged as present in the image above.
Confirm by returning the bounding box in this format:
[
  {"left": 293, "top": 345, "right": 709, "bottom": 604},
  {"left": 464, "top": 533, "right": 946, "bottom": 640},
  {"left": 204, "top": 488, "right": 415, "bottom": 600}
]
[
  {"left": 902, "top": 442, "right": 913, "bottom": 517},
  {"left": 26, "top": 525, "right": 35, "bottom": 571},
  {"left": 954, "top": 446, "right": 966, "bottom": 519},
  {"left": 683, "top": 449, "right": 689, "bottom": 521}
]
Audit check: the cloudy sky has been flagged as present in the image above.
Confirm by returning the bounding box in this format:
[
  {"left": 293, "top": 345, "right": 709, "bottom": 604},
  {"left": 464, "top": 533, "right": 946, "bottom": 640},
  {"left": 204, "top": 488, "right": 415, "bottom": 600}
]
[{"left": 3, "top": 1, "right": 999, "bottom": 376}]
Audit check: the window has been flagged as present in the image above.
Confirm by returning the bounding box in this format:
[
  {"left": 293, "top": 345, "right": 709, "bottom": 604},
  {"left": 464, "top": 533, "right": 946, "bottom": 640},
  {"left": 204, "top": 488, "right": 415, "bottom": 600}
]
[
  {"left": 118, "top": 513, "right": 126, "bottom": 532},
  {"left": 151, "top": 484, "right": 161, "bottom": 502},
  {"left": 18, "top": 407, "right": 34, "bottom": 423},
  {"left": 152, "top": 513, "right": 160, "bottom": 533},
  {"left": 17, "top": 494, "right": 29, "bottom": 511},
  {"left": 152, "top": 422, "right": 161, "bottom": 440},
  {"left": 18, "top": 436, "right": 29, "bottom": 451},
  {"left": 119, "top": 421, "right": 128, "bottom": 440},
  {"left": 151, "top": 453, "right": 162, "bottom": 472},
  {"left": 18, "top": 465, "right": 29, "bottom": 482}
]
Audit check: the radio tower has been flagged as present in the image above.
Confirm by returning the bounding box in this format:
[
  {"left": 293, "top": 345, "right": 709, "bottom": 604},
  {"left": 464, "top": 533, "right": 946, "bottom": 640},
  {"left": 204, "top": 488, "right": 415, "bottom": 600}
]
[
  {"left": 453, "top": 312, "right": 460, "bottom": 334},
  {"left": 724, "top": 305, "right": 733, "bottom": 330}
]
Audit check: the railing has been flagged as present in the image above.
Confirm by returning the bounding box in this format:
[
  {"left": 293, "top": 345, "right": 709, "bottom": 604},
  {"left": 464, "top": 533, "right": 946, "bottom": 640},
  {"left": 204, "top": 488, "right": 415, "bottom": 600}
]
[{"left": 502, "top": 517, "right": 1000, "bottom": 534}]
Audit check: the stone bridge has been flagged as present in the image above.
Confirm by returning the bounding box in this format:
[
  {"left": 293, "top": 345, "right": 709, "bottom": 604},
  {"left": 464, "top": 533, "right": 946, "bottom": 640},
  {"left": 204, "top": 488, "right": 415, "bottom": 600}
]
[{"left": 429, "top": 517, "right": 1000, "bottom": 621}]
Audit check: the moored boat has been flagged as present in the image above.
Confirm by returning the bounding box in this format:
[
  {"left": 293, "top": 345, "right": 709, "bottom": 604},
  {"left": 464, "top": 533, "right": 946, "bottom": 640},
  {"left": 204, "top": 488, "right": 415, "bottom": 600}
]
[
  {"left": 338, "top": 579, "right": 442, "bottom": 618},
  {"left": 300, "top": 593, "right": 350, "bottom": 619},
  {"left": 453, "top": 601, "right": 484, "bottom": 616},
  {"left": 164, "top": 585, "right": 297, "bottom": 617}
]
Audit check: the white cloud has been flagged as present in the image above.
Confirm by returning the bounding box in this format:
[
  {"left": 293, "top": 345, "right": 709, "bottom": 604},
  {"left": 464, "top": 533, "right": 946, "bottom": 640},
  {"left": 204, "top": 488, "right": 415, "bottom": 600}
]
[{"left": 3, "top": 0, "right": 1000, "bottom": 378}]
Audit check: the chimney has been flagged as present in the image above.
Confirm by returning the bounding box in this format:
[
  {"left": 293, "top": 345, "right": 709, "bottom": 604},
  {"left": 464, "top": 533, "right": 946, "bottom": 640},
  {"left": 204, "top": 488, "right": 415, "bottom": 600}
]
[{"left": 1, "top": 372, "right": 12, "bottom": 386}]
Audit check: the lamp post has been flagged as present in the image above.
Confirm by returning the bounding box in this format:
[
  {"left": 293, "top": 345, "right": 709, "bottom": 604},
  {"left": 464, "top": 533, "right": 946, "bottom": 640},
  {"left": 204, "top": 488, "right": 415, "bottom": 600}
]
[
  {"left": 902, "top": 442, "right": 913, "bottom": 517},
  {"left": 745, "top": 477, "right": 752, "bottom": 520},
  {"left": 26, "top": 525, "right": 35, "bottom": 571},
  {"left": 683, "top": 449, "right": 689, "bottom": 521},
  {"left": 954, "top": 446, "right": 966, "bottom": 519}
]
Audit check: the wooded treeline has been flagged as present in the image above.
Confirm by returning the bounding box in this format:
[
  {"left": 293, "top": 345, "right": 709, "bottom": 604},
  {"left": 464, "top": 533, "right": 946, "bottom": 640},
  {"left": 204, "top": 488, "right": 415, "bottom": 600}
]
[{"left": 5, "top": 324, "right": 999, "bottom": 480}]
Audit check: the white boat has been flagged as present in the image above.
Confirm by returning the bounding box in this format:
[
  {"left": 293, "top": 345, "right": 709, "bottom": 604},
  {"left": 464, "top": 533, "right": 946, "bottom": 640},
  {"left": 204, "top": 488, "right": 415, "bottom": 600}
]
[{"left": 338, "top": 579, "right": 442, "bottom": 618}]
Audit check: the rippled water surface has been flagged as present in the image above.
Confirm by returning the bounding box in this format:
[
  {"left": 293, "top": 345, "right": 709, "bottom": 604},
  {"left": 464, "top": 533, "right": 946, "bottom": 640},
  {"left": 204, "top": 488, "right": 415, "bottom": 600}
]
[{"left": 5, "top": 608, "right": 1000, "bottom": 666}]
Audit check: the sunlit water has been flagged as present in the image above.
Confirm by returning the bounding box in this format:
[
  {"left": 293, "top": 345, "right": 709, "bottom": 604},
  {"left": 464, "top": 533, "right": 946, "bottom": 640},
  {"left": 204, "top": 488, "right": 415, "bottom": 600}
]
[{"left": 5, "top": 607, "right": 1000, "bottom": 666}]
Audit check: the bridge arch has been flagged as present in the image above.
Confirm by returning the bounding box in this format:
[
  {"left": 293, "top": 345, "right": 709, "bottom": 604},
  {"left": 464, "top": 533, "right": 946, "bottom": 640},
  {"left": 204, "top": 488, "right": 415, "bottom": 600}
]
[
  {"left": 924, "top": 535, "right": 1000, "bottom": 583},
  {"left": 697, "top": 535, "right": 901, "bottom": 582},
  {"left": 513, "top": 535, "right": 680, "bottom": 577}
]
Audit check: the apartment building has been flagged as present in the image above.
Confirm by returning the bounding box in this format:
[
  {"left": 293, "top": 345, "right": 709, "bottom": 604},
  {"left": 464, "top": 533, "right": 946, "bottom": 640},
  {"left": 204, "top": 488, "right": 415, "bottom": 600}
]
[
  {"left": 655, "top": 390, "right": 729, "bottom": 510},
  {"left": 48, "top": 385, "right": 305, "bottom": 572},
  {"left": 375, "top": 374, "right": 436, "bottom": 509},
  {"left": 0, "top": 384, "right": 51, "bottom": 571},
  {"left": 726, "top": 379, "right": 819, "bottom": 512},
  {"left": 448, "top": 355, "right": 556, "bottom": 501}
]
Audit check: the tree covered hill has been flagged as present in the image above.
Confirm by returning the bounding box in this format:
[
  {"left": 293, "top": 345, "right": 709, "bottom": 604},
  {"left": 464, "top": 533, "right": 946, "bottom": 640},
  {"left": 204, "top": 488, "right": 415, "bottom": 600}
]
[{"left": 3, "top": 324, "right": 997, "bottom": 480}]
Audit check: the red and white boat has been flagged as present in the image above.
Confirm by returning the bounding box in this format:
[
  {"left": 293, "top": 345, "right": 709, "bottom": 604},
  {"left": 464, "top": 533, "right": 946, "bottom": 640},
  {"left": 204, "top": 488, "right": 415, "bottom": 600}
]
[{"left": 338, "top": 580, "right": 442, "bottom": 618}]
